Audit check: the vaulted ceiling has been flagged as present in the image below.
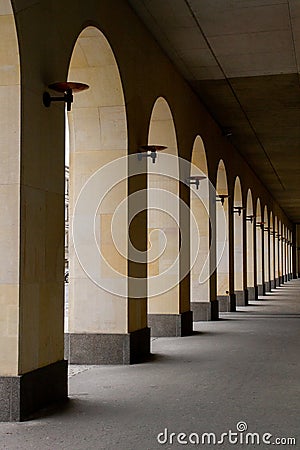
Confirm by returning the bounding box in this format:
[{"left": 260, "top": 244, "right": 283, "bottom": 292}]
[{"left": 129, "top": 0, "right": 300, "bottom": 222}]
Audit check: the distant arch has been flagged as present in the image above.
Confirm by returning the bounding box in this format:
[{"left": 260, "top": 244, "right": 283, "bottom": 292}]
[
  {"left": 246, "top": 190, "right": 255, "bottom": 299},
  {"left": 190, "top": 136, "right": 210, "bottom": 319},
  {"left": 233, "top": 177, "right": 244, "bottom": 304},
  {"left": 216, "top": 160, "right": 230, "bottom": 310}
]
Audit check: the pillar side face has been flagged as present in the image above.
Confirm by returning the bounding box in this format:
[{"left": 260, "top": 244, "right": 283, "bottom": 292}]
[{"left": 0, "top": 10, "right": 20, "bottom": 377}]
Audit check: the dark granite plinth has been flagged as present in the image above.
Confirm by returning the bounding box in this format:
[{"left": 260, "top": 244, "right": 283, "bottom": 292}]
[
  {"left": 148, "top": 311, "right": 193, "bottom": 337},
  {"left": 270, "top": 279, "right": 275, "bottom": 290},
  {"left": 257, "top": 284, "right": 264, "bottom": 297},
  {"left": 235, "top": 289, "right": 248, "bottom": 306},
  {"left": 247, "top": 286, "right": 256, "bottom": 301},
  {"left": 191, "top": 301, "right": 219, "bottom": 321},
  {"left": 0, "top": 360, "right": 68, "bottom": 422},
  {"left": 217, "top": 294, "right": 236, "bottom": 312},
  {"left": 264, "top": 281, "right": 271, "bottom": 293},
  {"left": 66, "top": 327, "right": 150, "bottom": 365}
]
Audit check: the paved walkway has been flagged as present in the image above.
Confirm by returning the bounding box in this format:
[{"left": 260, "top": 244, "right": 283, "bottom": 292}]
[{"left": 1, "top": 280, "right": 299, "bottom": 449}]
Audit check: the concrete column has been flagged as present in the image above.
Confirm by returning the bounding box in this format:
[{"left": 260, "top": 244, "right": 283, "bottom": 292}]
[
  {"left": 246, "top": 217, "right": 255, "bottom": 301},
  {"left": 234, "top": 207, "right": 246, "bottom": 306},
  {"left": 269, "top": 229, "right": 275, "bottom": 290},
  {"left": 228, "top": 197, "right": 237, "bottom": 310},
  {"left": 0, "top": 4, "right": 68, "bottom": 421},
  {"left": 256, "top": 222, "right": 264, "bottom": 297},
  {"left": 217, "top": 197, "right": 233, "bottom": 312},
  {"left": 147, "top": 99, "right": 192, "bottom": 337},
  {"left": 264, "top": 226, "right": 271, "bottom": 293},
  {"left": 292, "top": 224, "right": 298, "bottom": 278}
]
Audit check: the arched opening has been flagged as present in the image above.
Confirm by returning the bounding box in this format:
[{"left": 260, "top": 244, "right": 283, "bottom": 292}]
[
  {"left": 216, "top": 160, "right": 230, "bottom": 311},
  {"left": 278, "top": 220, "right": 283, "bottom": 284},
  {"left": 233, "top": 177, "right": 245, "bottom": 305},
  {"left": 269, "top": 212, "right": 275, "bottom": 289},
  {"left": 256, "top": 198, "right": 264, "bottom": 296},
  {"left": 190, "top": 136, "right": 211, "bottom": 320},
  {"left": 0, "top": 1, "right": 20, "bottom": 376},
  {"left": 287, "top": 229, "right": 292, "bottom": 280},
  {"left": 274, "top": 216, "right": 279, "bottom": 286},
  {"left": 147, "top": 97, "right": 189, "bottom": 336},
  {"left": 66, "top": 26, "right": 130, "bottom": 364},
  {"left": 283, "top": 225, "right": 287, "bottom": 281},
  {"left": 246, "top": 189, "right": 255, "bottom": 300},
  {"left": 263, "top": 206, "right": 270, "bottom": 292}
]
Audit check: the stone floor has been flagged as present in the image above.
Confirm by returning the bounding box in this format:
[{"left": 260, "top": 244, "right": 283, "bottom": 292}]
[{"left": 0, "top": 280, "right": 299, "bottom": 449}]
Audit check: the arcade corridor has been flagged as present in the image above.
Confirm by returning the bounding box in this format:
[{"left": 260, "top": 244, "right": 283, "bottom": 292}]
[{"left": 0, "top": 279, "right": 299, "bottom": 449}]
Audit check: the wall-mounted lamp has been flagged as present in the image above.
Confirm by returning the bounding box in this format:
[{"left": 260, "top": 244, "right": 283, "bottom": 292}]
[
  {"left": 246, "top": 214, "right": 255, "bottom": 223},
  {"left": 43, "top": 81, "right": 89, "bottom": 111},
  {"left": 187, "top": 175, "right": 206, "bottom": 189},
  {"left": 138, "top": 145, "right": 167, "bottom": 163},
  {"left": 216, "top": 194, "right": 229, "bottom": 206},
  {"left": 233, "top": 206, "right": 245, "bottom": 216},
  {"left": 256, "top": 221, "right": 265, "bottom": 229}
]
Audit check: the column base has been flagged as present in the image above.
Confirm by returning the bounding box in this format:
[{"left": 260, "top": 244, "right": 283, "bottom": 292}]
[
  {"left": 270, "top": 279, "right": 275, "bottom": 290},
  {"left": 148, "top": 311, "right": 193, "bottom": 337},
  {"left": 217, "top": 294, "right": 236, "bottom": 312},
  {"left": 0, "top": 360, "right": 68, "bottom": 422},
  {"left": 264, "top": 281, "right": 271, "bottom": 293},
  {"left": 65, "top": 327, "right": 150, "bottom": 365},
  {"left": 275, "top": 277, "right": 280, "bottom": 287},
  {"left": 247, "top": 286, "right": 256, "bottom": 301},
  {"left": 257, "top": 284, "right": 264, "bottom": 297},
  {"left": 191, "top": 301, "right": 219, "bottom": 321},
  {"left": 279, "top": 276, "right": 284, "bottom": 285},
  {"left": 235, "top": 289, "right": 248, "bottom": 306}
]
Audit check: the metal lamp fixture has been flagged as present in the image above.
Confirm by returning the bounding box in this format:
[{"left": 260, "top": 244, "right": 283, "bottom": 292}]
[
  {"left": 246, "top": 214, "right": 255, "bottom": 223},
  {"left": 187, "top": 175, "right": 206, "bottom": 189},
  {"left": 256, "top": 221, "right": 265, "bottom": 229},
  {"left": 43, "top": 81, "right": 89, "bottom": 111},
  {"left": 233, "top": 206, "right": 245, "bottom": 216},
  {"left": 216, "top": 194, "right": 229, "bottom": 206},
  {"left": 138, "top": 145, "right": 167, "bottom": 163}
]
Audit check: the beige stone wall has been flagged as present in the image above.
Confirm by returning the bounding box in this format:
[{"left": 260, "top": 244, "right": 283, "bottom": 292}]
[
  {"left": 191, "top": 137, "right": 210, "bottom": 302},
  {"left": 0, "top": 0, "right": 293, "bottom": 375},
  {"left": 0, "top": 2, "right": 20, "bottom": 375}
]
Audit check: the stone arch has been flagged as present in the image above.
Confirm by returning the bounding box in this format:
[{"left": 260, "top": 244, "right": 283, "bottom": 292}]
[
  {"left": 256, "top": 198, "right": 263, "bottom": 295},
  {"left": 190, "top": 136, "right": 210, "bottom": 320},
  {"left": 0, "top": 0, "right": 21, "bottom": 376},
  {"left": 274, "top": 216, "right": 279, "bottom": 284},
  {"left": 216, "top": 160, "right": 230, "bottom": 311},
  {"left": 147, "top": 97, "right": 188, "bottom": 336},
  {"left": 66, "top": 26, "right": 131, "bottom": 363},
  {"left": 233, "top": 177, "right": 244, "bottom": 304},
  {"left": 263, "top": 205, "right": 270, "bottom": 291},
  {"left": 246, "top": 189, "right": 255, "bottom": 300},
  {"left": 269, "top": 212, "right": 275, "bottom": 288}
]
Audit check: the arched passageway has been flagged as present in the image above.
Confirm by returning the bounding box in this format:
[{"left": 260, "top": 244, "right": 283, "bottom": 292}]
[
  {"left": 66, "top": 26, "right": 147, "bottom": 364},
  {"left": 190, "top": 136, "right": 213, "bottom": 320},
  {"left": 269, "top": 212, "right": 275, "bottom": 289},
  {"left": 147, "top": 97, "right": 192, "bottom": 336},
  {"left": 216, "top": 160, "right": 231, "bottom": 311},
  {"left": 256, "top": 198, "right": 264, "bottom": 296},
  {"left": 263, "top": 206, "right": 270, "bottom": 293},
  {"left": 233, "top": 177, "right": 246, "bottom": 305},
  {"left": 246, "top": 189, "right": 255, "bottom": 300}
]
